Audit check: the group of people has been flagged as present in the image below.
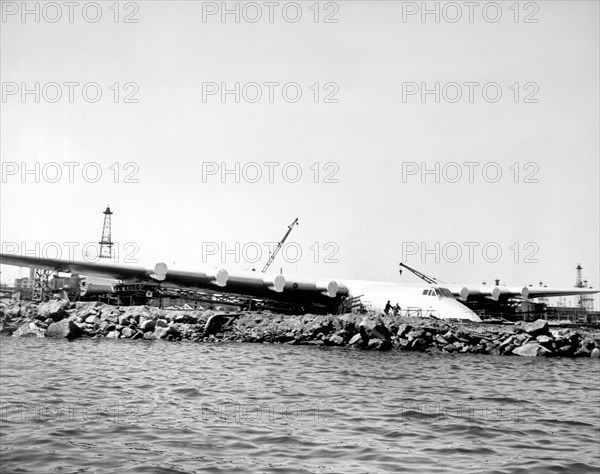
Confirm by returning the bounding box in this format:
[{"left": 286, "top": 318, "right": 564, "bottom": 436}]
[{"left": 384, "top": 300, "right": 401, "bottom": 316}]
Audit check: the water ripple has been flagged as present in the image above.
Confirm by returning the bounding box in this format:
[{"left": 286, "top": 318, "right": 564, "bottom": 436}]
[{"left": 1, "top": 338, "right": 599, "bottom": 473}]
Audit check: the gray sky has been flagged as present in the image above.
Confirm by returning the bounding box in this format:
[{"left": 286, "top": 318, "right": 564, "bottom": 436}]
[{"left": 1, "top": 1, "right": 598, "bottom": 306}]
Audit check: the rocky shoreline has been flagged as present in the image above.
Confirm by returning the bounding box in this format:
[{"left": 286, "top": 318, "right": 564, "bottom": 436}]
[{"left": 1, "top": 300, "right": 599, "bottom": 358}]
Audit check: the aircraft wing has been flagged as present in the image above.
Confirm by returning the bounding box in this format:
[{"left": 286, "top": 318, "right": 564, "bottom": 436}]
[
  {"left": 0, "top": 253, "right": 348, "bottom": 309},
  {"left": 449, "top": 284, "right": 598, "bottom": 302}
]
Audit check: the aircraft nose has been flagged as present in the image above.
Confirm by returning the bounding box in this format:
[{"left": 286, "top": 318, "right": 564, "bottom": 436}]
[{"left": 438, "top": 299, "right": 481, "bottom": 322}]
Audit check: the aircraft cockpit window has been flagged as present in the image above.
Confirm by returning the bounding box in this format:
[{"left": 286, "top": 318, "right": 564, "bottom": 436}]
[{"left": 437, "top": 288, "right": 453, "bottom": 298}]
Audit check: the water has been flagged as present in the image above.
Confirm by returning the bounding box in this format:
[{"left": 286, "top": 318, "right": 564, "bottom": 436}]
[{"left": 1, "top": 338, "right": 599, "bottom": 473}]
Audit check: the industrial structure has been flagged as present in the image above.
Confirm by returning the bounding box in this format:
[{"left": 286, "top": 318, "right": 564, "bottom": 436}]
[
  {"left": 98, "top": 206, "right": 114, "bottom": 259},
  {"left": 261, "top": 218, "right": 299, "bottom": 273}
]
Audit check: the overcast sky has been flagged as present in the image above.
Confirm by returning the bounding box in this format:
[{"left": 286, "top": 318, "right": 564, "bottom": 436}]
[{"left": 1, "top": 1, "right": 598, "bottom": 306}]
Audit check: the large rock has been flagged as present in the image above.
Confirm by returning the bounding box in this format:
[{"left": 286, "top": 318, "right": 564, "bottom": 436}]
[
  {"left": 171, "top": 312, "right": 200, "bottom": 324},
  {"left": 368, "top": 338, "right": 391, "bottom": 351},
  {"left": 74, "top": 301, "right": 102, "bottom": 319},
  {"left": 536, "top": 335, "right": 552, "bottom": 344},
  {"left": 13, "top": 322, "right": 45, "bottom": 338},
  {"left": 328, "top": 334, "right": 344, "bottom": 346},
  {"left": 85, "top": 315, "right": 100, "bottom": 325},
  {"left": 512, "top": 342, "right": 552, "bottom": 357},
  {"left": 99, "top": 306, "right": 120, "bottom": 323},
  {"left": 359, "top": 316, "right": 391, "bottom": 342},
  {"left": 397, "top": 324, "right": 412, "bottom": 339},
  {"left": 140, "top": 319, "right": 156, "bottom": 332},
  {"left": 348, "top": 333, "right": 363, "bottom": 346},
  {"left": 37, "top": 300, "right": 69, "bottom": 322},
  {"left": 118, "top": 314, "right": 131, "bottom": 326},
  {"left": 46, "top": 319, "right": 82, "bottom": 340},
  {"left": 522, "top": 319, "right": 549, "bottom": 337}
]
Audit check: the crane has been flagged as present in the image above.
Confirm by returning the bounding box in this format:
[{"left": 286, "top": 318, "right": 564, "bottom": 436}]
[
  {"left": 261, "top": 218, "right": 299, "bottom": 273},
  {"left": 398, "top": 262, "right": 445, "bottom": 285}
]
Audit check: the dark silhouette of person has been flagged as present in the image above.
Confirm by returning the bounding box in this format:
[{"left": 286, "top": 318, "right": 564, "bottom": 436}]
[{"left": 384, "top": 300, "right": 392, "bottom": 315}]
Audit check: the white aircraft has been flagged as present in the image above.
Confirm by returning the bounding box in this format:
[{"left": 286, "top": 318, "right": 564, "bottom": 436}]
[{"left": 1, "top": 253, "right": 597, "bottom": 323}]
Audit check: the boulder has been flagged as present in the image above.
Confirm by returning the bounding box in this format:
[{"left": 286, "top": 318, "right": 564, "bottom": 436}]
[
  {"left": 85, "top": 315, "right": 100, "bottom": 325},
  {"left": 591, "top": 348, "right": 600, "bottom": 359},
  {"left": 368, "top": 338, "right": 384, "bottom": 350},
  {"left": 118, "top": 315, "right": 131, "bottom": 326},
  {"left": 100, "top": 322, "right": 116, "bottom": 332},
  {"left": 407, "top": 328, "right": 425, "bottom": 342},
  {"left": 368, "top": 338, "right": 391, "bottom": 351},
  {"left": 348, "top": 333, "right": 363, "bottom": 346},
  {"left": 140, "top": 319, "right": 156, "bottom": 332},
  {"left": 512, "top": 342, "right": 551, "bottom": 357},
  {"left": 536, "top": 335, "right": 552, "bottom": 344},
  {"left": 37, "top": 300, "right": 69, "bottom": 322},
  {"left": 46, "top": 319, "right": 82, "bottom": 340},
  {"left": 143, "top": 332, "right": 156, "bottom": 340},
  {"left": 167, "top": 325, "right": 182, "bottom": 339},
  {"left": 171, "top": 312, "right": 200, "bottom": 324},
  {"left": 522, "top": 320, "right": 549, "bottom": 337},
  {"left": 13, "top": 322, "right": 45, "bottom": 338},
  {"left": 74, "top": 301, "right": 102, "bottom": 319},
  {"left": 359, "top": 316, "right": 391, "bottom": 342},
  {"left": 121, "top": 327, "right": 134, "bottom": 338},
  {"left": 397, "top": 324, "right": 412, "bottom": 339},
  {"left": 574, "top": 347, "right": 591, "bottom": 358},
  {"left": 99, "top": 307, "right": 120, "bottom": 323},
  {"left": 328, "top": 334, "right": 344, "bottom": 346}
]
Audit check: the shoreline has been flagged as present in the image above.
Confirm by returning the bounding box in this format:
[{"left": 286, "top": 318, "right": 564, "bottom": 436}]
[{"left": 1, "top": 300, "right": 599, "bottom": 358}]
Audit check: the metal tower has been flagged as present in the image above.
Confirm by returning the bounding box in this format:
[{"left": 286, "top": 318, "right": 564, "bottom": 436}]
[
  {"left": 575, "top": 264, "right": 594, "bottom": 311},
  {"left": 575, "top": 264, "right": 583, "bottom": 288},
  {"left": 99, "top": 206, "right": 113, "bottom": 259}
]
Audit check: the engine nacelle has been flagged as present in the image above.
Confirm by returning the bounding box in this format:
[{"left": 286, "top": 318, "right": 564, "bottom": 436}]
[
  {"left": 148, "top": 262, "right": 168, "bottom": 281},
  {"left": 316, "top": 280, "right": 339, "bottom": 298},
  {"left": 206, "top": 268, "right": 229, "bottom": 287},
  {"left": 491, "top": 286, "right": 510, "bottom": 301},
  {"left": 264, "top": 274, "right": 286, "bottom": 293}
]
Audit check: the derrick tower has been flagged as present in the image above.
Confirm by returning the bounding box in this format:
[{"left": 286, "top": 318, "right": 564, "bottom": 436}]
[
  {"left": 575, "top": 264, "right": 594, "bottom": 311},
  {"left": 99, "top": 206, "right": 113, "bottom": 259}
]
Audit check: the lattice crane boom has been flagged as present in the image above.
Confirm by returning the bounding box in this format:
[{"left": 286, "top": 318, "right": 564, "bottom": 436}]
[{"left": 261, "top": 218, "right": 299, "bottom": 273}]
